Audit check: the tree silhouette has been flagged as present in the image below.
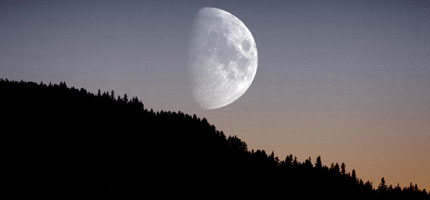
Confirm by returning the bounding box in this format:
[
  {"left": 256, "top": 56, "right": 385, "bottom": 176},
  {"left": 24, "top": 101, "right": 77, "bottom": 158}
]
[
  {"left": 315, "top": 156, "right": 322, "bottom": 169},
  {"left": 0, "top": 78, "right": 429, "bottom": 199},
  {"left": 351, "top": 169, "right": 357, "bottom": 180},
  {"left": 341, "top": 162, "right": 346, "bottom": 175},
  {"left": 379, "top": 177, "right": 388, "bottom": 192}
]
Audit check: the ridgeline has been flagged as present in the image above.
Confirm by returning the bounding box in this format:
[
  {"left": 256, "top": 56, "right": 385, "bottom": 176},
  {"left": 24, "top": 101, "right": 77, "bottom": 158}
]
[{"left": 1, "top": 79, "right": 429, "bottom": 199}]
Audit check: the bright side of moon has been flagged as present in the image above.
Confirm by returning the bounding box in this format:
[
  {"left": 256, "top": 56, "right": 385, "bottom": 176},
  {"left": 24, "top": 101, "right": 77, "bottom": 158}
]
[{"left": 188, "top": 7, "right": 258, "bottom": 110}]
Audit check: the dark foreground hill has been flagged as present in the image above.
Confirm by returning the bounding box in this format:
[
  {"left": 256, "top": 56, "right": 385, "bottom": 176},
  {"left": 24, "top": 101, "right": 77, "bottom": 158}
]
[{"left": 1, "top": 79, "right": 429, "bottom": 199}]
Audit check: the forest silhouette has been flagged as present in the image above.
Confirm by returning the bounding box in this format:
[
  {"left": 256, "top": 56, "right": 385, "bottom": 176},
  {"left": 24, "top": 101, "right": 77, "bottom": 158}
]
[{"left": 1, "top": 79, "right": 429, "bottom": 199}]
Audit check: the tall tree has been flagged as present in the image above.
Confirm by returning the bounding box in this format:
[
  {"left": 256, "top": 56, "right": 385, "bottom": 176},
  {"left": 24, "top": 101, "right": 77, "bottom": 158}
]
[
  {"left": 315, "top": 156, "right": 322, "bottom": 168},
  {"left": 378, "top": 177, "right": 387, "bottom": 192}
]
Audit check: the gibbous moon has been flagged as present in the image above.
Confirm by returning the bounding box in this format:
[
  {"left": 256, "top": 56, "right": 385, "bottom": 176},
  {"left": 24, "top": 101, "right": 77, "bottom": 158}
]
[{"left": 188, "top": 7, "right": 258, "bottom": 110}]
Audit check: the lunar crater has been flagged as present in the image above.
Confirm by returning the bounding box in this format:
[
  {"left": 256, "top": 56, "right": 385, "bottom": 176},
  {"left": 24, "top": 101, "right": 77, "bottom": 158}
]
[{"left": 189, "top": 7, "right": 258, "bottom": 109}]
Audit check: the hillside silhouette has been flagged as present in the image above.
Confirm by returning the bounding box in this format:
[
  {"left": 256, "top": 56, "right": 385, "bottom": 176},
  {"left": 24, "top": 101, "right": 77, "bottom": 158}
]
[{"left": 1, "top": 79, "right": 429, "bottom": 199}]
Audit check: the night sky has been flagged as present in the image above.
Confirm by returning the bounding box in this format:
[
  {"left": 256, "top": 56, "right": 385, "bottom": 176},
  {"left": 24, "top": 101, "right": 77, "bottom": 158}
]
[{"left": 1, "top": 0, "right": 429, "bottom": 190}]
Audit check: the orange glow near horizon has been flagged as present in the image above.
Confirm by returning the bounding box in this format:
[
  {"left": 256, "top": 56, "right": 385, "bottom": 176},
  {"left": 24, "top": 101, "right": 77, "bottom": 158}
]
[{"left": 191, "top": 98, "right": 430, "bottom": 191}]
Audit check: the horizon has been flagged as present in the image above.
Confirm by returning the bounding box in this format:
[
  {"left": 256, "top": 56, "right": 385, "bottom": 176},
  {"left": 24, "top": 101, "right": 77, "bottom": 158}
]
[
  {"left": 2, "top": 77, "right": 427, "bottom": 191},
  {"left": 0, "top": 78, "right": 425, "bottom": 191}
]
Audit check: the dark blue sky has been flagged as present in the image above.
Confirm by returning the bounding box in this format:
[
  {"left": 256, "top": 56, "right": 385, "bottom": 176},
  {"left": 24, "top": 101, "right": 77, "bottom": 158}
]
[{"left": 1, "top": 0, "right": 429, "bottom": 189}]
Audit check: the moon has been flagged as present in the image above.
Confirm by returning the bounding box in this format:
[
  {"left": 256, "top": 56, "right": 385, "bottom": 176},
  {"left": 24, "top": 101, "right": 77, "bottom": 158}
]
[{"left": 188, "top": 7, "right": 258, "bottom": 110}]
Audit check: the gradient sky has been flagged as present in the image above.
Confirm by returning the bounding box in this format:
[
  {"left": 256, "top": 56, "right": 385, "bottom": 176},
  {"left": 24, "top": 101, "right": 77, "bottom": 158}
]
[{"left": 1, "top": 0, "right": 429, "bottom": 190}]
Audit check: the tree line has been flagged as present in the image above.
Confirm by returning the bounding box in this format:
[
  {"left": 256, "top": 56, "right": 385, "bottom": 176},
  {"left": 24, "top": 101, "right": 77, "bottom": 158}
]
[{"left": 1, "top": 78, "right": 429, "bottom": 199}]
